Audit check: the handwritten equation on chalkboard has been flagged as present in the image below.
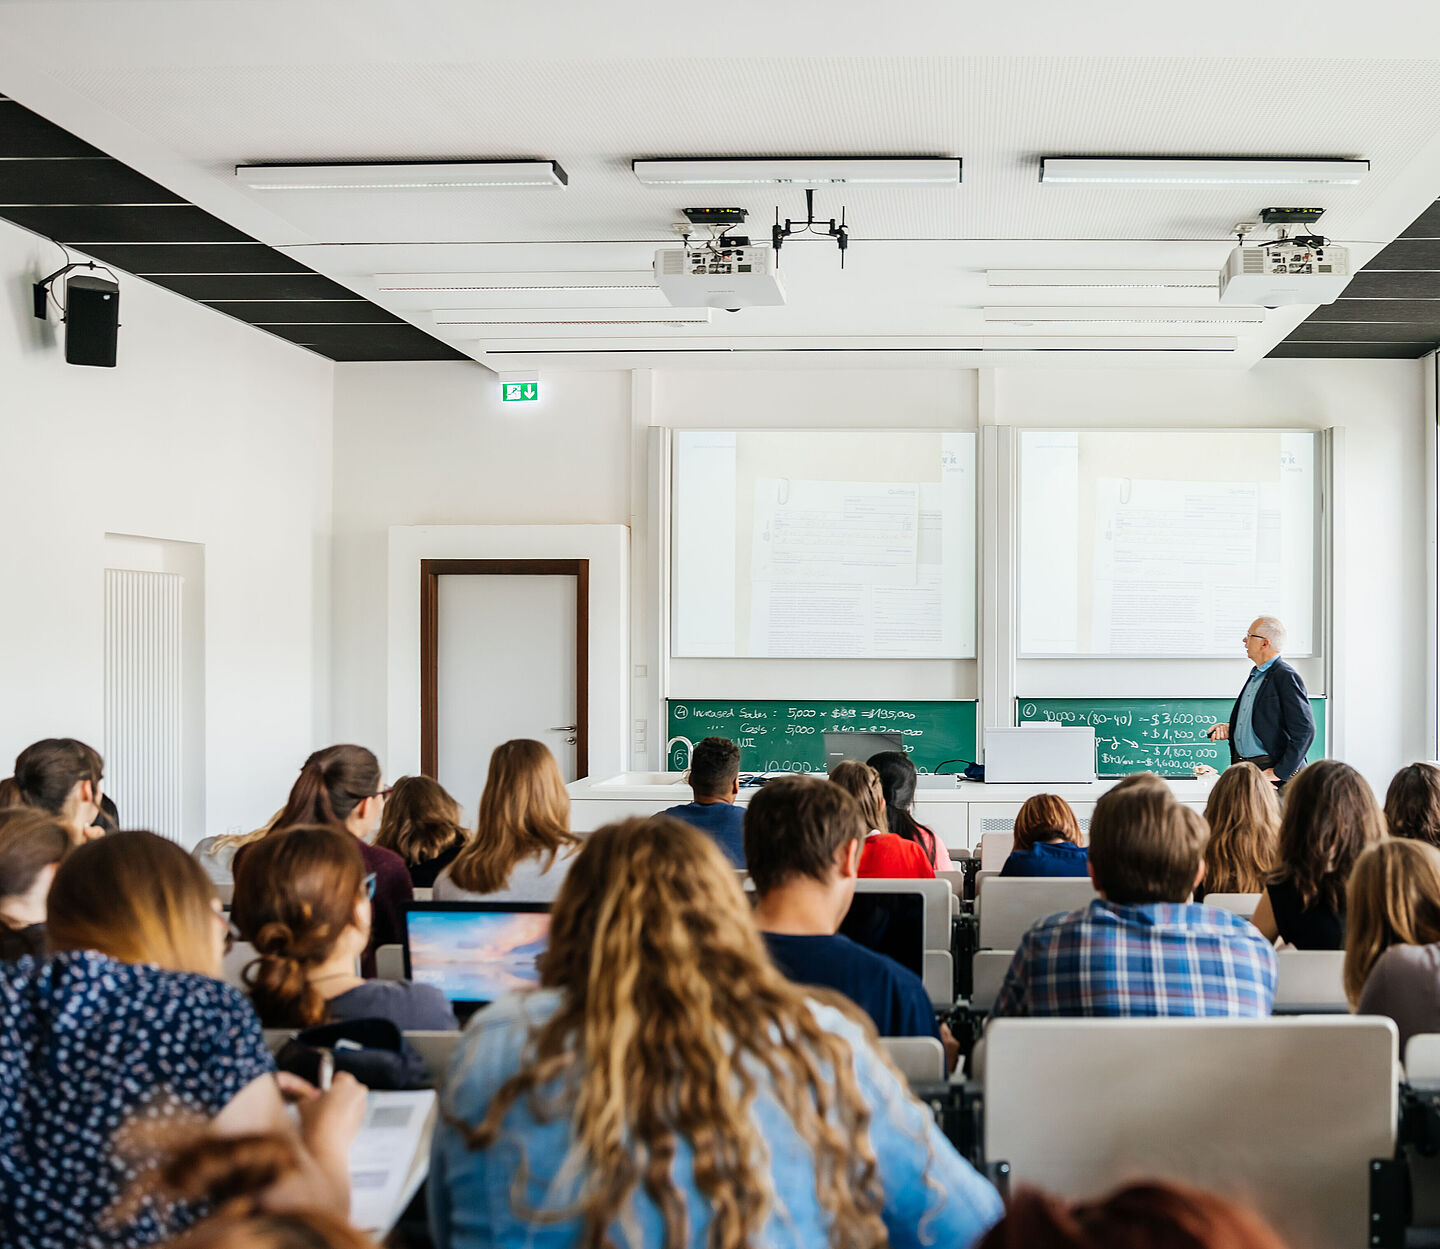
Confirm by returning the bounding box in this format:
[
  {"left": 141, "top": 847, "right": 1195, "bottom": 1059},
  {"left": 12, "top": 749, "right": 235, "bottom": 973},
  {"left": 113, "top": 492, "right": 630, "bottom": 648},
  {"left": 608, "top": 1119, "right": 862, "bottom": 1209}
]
[{"left": 666, "top": 700, "right": 977, "bottom": 774}]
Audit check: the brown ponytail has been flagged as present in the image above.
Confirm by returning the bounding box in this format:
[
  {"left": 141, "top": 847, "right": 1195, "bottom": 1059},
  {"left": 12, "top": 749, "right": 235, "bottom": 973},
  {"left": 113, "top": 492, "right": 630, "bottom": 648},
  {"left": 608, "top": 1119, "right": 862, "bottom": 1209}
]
[
  {"left": 13, "top": 738, "right": 103, "bottom": 816},
  {"left": 273, "top": 745, "right": 381, "bottom": 833},
  {"left": 231, "top": 826, "right": 366, "bottom": 1028}
]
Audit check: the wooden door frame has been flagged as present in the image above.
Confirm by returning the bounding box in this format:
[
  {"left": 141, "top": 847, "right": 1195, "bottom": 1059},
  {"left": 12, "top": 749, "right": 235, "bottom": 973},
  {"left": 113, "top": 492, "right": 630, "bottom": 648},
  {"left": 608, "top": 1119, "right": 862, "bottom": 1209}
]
[{"left": 420, "top": 558, "right": 590, "bottom": 779}]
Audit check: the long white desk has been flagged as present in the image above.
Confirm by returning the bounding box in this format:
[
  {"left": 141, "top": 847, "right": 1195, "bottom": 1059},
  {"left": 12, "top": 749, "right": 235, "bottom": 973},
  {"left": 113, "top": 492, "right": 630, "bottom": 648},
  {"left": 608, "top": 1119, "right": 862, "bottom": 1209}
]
[{"left": 568, "top": 772, "right": 1216, "bottom": 852}]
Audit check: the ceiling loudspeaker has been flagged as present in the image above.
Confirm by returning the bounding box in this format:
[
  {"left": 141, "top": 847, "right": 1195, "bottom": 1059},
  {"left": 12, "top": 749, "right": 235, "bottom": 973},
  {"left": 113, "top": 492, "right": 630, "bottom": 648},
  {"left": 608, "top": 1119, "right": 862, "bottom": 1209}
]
[{"left": 64, "top": 274, "right": 120, "bottom": 367}]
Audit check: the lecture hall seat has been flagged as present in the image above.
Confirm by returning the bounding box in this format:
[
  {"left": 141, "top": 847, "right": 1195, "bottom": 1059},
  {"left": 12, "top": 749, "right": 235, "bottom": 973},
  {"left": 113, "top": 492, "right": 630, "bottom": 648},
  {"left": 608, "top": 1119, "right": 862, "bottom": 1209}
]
[
  {"left": 975, "top": 877, "right": 1098, "bottom": 951},
  {"left": 876, "top": 1035, "right": 946, "bottom": 1085},
  {"left": 1272, "top": 949, "right": 1348, "bottom": 1014},
  {"left": 1201, "top": 892, "right": 1262, "bottom": 919},
  {"left": 984, "top": 1016, "right": 1398, "bottom": 1249}
]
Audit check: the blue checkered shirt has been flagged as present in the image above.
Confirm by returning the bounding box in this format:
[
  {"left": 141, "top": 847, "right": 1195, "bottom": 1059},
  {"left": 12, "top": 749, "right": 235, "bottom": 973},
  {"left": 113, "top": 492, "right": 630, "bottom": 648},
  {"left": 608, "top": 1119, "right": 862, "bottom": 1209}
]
[{"left": 990, "top": 898, "right": 1277, "bottom": 1018}]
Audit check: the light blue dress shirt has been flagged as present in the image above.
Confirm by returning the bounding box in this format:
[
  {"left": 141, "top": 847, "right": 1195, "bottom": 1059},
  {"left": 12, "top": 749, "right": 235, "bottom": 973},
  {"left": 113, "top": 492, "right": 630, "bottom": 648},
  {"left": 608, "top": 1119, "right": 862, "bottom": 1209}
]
[
  {"left": 430, "top": 989, "right": 1003, "bottom": 1249},
  {"left": 1233, "top": 656, "right": 1278, "bottom": 759}
]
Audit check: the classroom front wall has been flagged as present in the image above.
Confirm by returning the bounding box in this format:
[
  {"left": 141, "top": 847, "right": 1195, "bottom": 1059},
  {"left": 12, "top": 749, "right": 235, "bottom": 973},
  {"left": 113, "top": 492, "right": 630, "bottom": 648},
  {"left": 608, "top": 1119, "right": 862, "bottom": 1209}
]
[{"left": 330, "top": 358, "right": 1430, "bottom": 794}]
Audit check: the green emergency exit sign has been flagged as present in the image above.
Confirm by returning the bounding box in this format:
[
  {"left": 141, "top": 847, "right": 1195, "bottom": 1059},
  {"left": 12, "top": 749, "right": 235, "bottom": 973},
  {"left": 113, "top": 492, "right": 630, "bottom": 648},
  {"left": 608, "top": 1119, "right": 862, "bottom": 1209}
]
[{"left": 502, "top": 381, "right": 538, "bottom": 403}]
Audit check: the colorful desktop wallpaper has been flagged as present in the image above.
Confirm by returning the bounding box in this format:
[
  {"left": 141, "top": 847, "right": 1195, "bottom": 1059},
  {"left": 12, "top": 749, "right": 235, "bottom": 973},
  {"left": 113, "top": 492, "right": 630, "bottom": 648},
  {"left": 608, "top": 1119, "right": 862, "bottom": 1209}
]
[{"left": 407, "top": 911, "right": 550, "bottom": 1002}]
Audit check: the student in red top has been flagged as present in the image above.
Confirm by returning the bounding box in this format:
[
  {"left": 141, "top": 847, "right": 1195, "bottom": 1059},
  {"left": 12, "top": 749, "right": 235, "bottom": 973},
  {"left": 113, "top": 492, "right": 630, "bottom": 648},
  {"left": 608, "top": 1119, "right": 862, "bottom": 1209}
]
[{"left": 828, "top": 761, "right": 935, "bottom": 879}]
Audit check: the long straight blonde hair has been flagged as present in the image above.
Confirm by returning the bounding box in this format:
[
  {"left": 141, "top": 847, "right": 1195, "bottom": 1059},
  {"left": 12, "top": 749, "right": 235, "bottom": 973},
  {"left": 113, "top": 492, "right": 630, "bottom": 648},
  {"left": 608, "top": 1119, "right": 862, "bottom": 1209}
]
[
  {"left": 1343, "top": 838, "right": 1440, "bottom": 1006},
  {"left": 1202, "top": 762, "right": 1280, "bottom": 895},
  {"left": 445, "top": 739, "right": 576, "bottom": 894}
]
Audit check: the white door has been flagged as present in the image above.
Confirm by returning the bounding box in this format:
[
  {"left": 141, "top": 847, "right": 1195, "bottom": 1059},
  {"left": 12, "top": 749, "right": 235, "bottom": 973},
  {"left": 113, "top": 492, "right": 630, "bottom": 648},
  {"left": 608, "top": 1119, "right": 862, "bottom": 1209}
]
[{"left": 435, "top": 573, "right": 580, "bottom": 815}]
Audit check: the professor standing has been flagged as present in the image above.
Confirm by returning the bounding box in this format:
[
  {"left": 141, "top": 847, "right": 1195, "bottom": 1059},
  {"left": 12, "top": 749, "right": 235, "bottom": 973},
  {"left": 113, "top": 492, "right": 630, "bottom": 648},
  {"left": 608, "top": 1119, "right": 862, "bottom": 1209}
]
[{"left": 1207, "top": 616, "right": 1315, "bottom": 783}]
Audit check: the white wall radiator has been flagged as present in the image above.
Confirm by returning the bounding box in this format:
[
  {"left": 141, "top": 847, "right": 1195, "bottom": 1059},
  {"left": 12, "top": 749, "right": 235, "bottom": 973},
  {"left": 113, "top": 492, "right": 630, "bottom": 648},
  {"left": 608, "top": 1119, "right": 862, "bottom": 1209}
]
[{"left": 104, "top": 569, "right": 184, "bottom": 840}]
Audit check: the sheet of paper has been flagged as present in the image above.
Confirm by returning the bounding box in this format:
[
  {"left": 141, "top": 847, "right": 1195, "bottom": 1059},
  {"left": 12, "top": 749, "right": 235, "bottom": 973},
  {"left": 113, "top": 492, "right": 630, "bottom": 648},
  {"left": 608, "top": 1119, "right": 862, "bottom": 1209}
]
[
  {"left": 348, "top": 1089, "right": 437, "bottom": 1233},
  {"left": 751, "top": 479, "right": 918, "bottom": 585}
]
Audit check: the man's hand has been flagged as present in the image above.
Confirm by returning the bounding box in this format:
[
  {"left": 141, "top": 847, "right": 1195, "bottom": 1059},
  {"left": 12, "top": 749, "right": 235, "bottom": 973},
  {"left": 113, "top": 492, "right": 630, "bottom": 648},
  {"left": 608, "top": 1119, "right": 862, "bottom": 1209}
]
[
  {"left": 1261, "top": 768, "right": 1278, "bottom": 781},
  {"left": 940, "top": 1023, "right": 961, "bottom": 1075},
  {"left": 1207, "top": 723, "right": 1229, "bottom": 742}
]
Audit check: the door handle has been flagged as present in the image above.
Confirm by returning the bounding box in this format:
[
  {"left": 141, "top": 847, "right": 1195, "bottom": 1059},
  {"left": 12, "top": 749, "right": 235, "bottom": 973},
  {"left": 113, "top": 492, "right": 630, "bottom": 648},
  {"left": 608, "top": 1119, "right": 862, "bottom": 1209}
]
[{"left": 549, "top": 725, "right": 577, "bottom": 732}]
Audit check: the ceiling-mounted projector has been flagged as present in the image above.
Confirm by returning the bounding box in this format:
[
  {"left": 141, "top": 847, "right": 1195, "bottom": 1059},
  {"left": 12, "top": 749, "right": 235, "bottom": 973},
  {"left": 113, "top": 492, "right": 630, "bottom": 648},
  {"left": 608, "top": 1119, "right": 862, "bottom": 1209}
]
[
  {"left": 654, "top": 244, "right": 785, "bottom": 310},
  {"left": 1218, "top": 239, "right": 1352, "bottom": 306}
]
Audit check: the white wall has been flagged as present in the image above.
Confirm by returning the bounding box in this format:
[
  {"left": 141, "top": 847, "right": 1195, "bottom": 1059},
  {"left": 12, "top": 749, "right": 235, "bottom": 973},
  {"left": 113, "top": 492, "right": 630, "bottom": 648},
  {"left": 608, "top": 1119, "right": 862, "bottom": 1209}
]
[
  {"left": 0, "top": 219, "right": 335, "bottom": 839},
  {"left": 329, "top": 363, "right": 632, "bottom": 768},
  {"left": 331, "top": 358, "right": 1430, "bottom": 793}
]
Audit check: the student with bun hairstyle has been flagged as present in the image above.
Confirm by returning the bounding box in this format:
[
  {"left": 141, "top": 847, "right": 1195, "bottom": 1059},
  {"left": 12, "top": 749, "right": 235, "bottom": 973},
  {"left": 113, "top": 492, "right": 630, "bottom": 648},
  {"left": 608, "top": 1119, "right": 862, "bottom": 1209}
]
[
  {"left": 867, "top": 751, "right": 955, "bottom": 871},
  {"left": 828, "top": 760, "right": 934, "bottom": 878},
  {"left": 12, "top": 737, "right": 107, "bottom": 842},
  {"left": 0, "top": 807, "right": 71, "bottom": 960},
  {"left": 0, "top": 831, "right": 364, "bottom": 1249},
  {"left": 430, "top": 813, "right": 1002, "bottom": 1249},
  {"left": 976, "top": 1181, "right": 1293, "bottom": 1249},
  {"left": 1000, "top": 794, "right": 1088, "bottom": 878},
  {"left": 373, "top": 774, "right": 469, "bottom": 888},
  {"left": 261, "top": 745, "right": 411, "bottom": 959},
  {"left": 233, "top": 825, "right": 454, "bottom": 1033},
  {"left": 435, "top": 739, "right": 579, "bottom": 902}
]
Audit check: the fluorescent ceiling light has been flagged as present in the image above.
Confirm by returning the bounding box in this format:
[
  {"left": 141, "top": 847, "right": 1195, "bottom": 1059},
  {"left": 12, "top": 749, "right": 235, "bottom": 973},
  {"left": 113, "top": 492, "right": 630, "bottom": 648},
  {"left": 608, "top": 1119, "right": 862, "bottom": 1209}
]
[
  {"left": 632, "top": 157, "right": 960, "bottom": 185},
  {"left": 986, "top": 270, "right": 1217, "bottom": 289},
  {"left": 376, "top": 271, "right": 654, "bottom": 293},
  {"left": 983, "top": 306, "right": 1263, "bottom": 325},
  {"left": 236, "top": 160, "right": 567, "bottom": 190},
  {"left": 431, "top": 308, "right": 711, "bottom": 327},
  {"left": 1039, "top": 157, "right": 1368, "bottom": 186}
]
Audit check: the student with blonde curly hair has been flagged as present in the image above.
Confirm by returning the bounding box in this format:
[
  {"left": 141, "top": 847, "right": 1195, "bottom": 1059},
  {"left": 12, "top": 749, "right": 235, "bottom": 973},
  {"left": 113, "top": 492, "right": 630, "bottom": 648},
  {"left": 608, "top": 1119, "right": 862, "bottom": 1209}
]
[{"left": 430, "top": 813, "right": 1002, "bottom": 1249}]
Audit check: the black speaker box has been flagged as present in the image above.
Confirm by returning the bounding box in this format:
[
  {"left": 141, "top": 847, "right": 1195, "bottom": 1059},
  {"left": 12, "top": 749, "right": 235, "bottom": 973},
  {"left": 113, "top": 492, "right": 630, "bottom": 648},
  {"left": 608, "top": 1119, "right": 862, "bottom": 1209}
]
[{"left": 65, "top": 274, "right": 119, "bottom": 367}]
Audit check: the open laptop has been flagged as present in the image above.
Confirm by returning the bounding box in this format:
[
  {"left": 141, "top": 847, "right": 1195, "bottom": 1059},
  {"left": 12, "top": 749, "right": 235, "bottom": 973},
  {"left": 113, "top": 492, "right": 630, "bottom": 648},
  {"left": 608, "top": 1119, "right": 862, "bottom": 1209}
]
[
  {"left": 402, "top": 901, "right": 551, "bottom": 1020},
  {"left": 823, "top": 730, "right": 904, "bottom": 771}
]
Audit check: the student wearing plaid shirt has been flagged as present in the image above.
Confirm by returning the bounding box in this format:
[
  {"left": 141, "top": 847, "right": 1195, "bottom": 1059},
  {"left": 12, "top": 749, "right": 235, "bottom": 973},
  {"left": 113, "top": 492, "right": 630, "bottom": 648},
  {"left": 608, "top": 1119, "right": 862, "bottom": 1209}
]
[{"left": 991, "top": 774, "right": 1277, "bottom": 1018}]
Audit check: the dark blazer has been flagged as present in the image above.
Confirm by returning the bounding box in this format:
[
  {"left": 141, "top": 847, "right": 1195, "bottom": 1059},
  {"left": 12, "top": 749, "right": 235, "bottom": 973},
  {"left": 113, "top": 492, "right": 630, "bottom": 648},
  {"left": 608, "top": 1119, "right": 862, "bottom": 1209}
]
[{"left": 1227, "top": 657, "right": 1316, "bottom": 781}]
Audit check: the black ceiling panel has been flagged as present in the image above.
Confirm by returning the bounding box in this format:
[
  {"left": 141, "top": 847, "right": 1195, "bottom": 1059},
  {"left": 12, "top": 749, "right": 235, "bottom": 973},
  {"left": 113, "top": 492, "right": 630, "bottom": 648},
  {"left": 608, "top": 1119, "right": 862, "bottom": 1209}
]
[
  {"left": 1267, "top": 341, "right": 1431, "bottom": 359},
  {"left": 257, "top": 322, "right": 469, "bottom": 361},
  {"left": 0, "top": 204, "right": 251, "bottom": 243},
  {"left": 1310, "top": 299, "right": 1440, "bottom": 324},
  {"left": 1271, "top": 198, "right": 1440, "bottom": 360},
  {"left": 0, "top": 96, "right": 466, "bottom": 362},
  {"left": 0, "top": 100, "right": 107, "bottom": 157},
  {"left": 71, "top": 242, "right": 313, "bottom": 274},
  {"left": 150, "top": 271, "right": 367, "bottom": 301},
  {"left": 208, "top": 300, "right": 402, "bottom": 324},
  {"left": 1343, "top": 270, "right": 1440, "bottom": 299},
  {"left": 1285, "top": 321, "right": 1432, "bottom": 343},
  {"left": 1400, "top": 201, "right": 1440, "bottom": 239},
  {"left": 1365, "top": 238, "right": 1440, "bottom": 271},
  {"left": 0, "top": 158, "right": 184, "bottom": 205}
]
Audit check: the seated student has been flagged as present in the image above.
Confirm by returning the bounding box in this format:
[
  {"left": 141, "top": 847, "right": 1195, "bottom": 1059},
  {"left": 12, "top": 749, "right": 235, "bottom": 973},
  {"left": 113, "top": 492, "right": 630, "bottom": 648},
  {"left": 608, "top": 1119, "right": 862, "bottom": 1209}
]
[
  {"left": 991, "top": 774, "right": 1276, "bottom": 1018},
  {"left": 1197, "top": 761, "right": 1279, "bottom": 899},
  {"left": 1344, "top": 838, "right": 1440, "bottom": 1050},
  {"left": 193, "top": 809, "right": 282, "bottom": 885},
  {"left": 247, "top": 745, "right": 411, "bottom": 966},
  {"left": 976, "top": 1180, "right": 1293, "bottom": 1249},
  {"left": 0, "top": 808, "right": 70, "bottom": 960},
  {"left": 662, "top": 735, "right": 746, "bottom": 868},
  {"left": 12, "top": 737, "right": 108, "bottom": 842},
  {"left": 435, "top": 739, "right": 579, "bottom": 902},
  {"left": 1384, "top": 761, "right": 1440, "bottom": 848},
  {"left": 373, "top": 774, "right": 469, "bottom": 888},
  {"left": 744, "top": 775, "right": 955, "bottom": 1065},
  {"left": 829, "top": 759, "right": 934, "bottom": 878},
  {"left": 232, "top": 825, "right": 456, "bottom": 1033},
  {"left": 868, "top": 750, "right": 955, "bottom": 871},
  {"left": 0, "top": 830, "right": 363, "bottom": 1249},
  {"left": 430, "top": 814, "right": 1002, "bottom": 1249},
  {"left": 1251, "top": 759, "right": 1384, "bottom": 950},
  {"left": 1000, "top": 794, "right": 1088, "bottom": 878}
]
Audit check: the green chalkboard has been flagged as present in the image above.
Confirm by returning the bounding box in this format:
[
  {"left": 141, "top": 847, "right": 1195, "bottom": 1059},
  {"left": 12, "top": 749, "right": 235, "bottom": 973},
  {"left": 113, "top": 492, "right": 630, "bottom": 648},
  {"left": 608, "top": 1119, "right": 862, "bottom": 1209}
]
[
  {"left": 666, "top": 700, "right": 978, "bottom": 774},
  {"left": 1016, "top": 697, "right": 1328, "bottom": 776}
]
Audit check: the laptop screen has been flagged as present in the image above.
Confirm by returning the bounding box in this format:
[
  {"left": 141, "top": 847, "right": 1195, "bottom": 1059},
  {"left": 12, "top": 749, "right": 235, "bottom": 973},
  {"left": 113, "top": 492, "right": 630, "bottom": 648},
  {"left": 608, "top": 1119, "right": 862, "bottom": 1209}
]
[
  {"left": 823, "top": 730, "right": 905, "bottom": 770},
  {"left": 402, "top": 902, "right": 551, "bottom": 1009},
  {"left": 837, "top": 890, "right": 926, "bottom": 978}
]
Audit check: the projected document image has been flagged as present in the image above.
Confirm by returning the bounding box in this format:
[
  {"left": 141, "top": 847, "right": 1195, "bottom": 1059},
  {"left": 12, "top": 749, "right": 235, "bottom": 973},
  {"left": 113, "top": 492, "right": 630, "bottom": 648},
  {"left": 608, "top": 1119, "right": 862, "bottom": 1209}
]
[
  {"left": 673, "top": 430, "right": 976, "bottom": 659},
  {"left": 407, "top": 911, "right": 550, "bottom": 1003}
]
